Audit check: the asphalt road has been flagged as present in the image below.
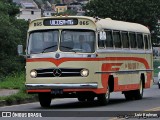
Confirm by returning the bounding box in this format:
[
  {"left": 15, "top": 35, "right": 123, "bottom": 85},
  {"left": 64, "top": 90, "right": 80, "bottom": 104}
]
[{"left": 0, "top": 78, "right": 160, "bottom": 120}]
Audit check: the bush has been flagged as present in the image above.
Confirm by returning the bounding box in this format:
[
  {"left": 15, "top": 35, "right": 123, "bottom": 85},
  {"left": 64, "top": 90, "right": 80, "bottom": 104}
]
[
  {"left": 153, "top": 60, "right": 160, "bottom": 76},
  {"left": 0, "top": 1, "right": 28, "bottom": 80}
]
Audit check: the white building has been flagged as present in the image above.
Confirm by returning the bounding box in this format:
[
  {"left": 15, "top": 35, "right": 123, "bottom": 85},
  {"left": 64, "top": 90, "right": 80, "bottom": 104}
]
[
  {"left": 16, "top": 1, "right": 41, "bottom": 21},
  {"left": 43, "top": 10, "right": 55, "bottom": 17},
  {"left": 68, "top": 2, "right": 85, "bottom": 15}
]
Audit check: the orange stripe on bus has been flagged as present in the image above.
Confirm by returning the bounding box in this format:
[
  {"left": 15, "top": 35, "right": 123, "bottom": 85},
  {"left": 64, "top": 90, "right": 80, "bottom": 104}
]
[
  {"left": 27, "top": 90, "right": 51, "bottom": 93},
  {"left": 63, "top": 88, "right": 106, "bottom": 94},
  {"left": 27, "top": 89, "right": 106, "bottom": 94},
  {"left": 26, "top": 57, "right": 150, "bottom": 69}
]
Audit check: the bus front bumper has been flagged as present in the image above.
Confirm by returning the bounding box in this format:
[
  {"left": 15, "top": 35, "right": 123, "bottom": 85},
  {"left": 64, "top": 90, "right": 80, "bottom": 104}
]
[{"left": 25, "top": 83, "right": 98, "bottom": 90}]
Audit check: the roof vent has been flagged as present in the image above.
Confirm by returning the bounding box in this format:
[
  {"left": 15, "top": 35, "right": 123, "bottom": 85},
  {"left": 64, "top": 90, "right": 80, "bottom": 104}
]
[
  {"left": 93, "top": 16, "right": 100, "bottom": 22},
  {"left": 105, "top": 18, "right": 112, "bottom": 20}
]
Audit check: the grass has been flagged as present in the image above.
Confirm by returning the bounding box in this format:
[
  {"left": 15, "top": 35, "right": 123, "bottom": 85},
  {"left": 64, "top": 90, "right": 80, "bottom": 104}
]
[
  {"left": 0, "top": 72, "right": 25, "bottom": 89},
  {"left": 153, "top": 59, "right": 160, "bottom": 77},
  {"left": 0, "top": 72, "right": 37, "bottom": 104}
]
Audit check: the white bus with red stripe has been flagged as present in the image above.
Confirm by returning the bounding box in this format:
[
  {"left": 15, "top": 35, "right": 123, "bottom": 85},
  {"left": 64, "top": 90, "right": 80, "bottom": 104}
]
[{"left": 18, "top": 16, "right": 153, "bottom": 107}]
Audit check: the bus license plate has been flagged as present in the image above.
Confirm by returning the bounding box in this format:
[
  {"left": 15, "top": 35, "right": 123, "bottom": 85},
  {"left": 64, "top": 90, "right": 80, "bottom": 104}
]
[{"left": 51, "top": 89, "right": 63, "bottom": 94}]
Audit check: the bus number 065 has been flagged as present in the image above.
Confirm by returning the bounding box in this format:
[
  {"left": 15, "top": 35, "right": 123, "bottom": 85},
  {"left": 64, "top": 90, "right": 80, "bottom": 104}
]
[{"left": 79, "top": 21, "right": 89, "bottom": 25}]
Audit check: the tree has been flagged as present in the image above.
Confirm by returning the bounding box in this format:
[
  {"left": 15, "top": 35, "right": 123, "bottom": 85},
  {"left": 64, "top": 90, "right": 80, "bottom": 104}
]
[
  {"left": 85, "top": 0, "right": 160, "bottom": 43},
  {"left": 0, "top": 0, "right": 28, "bottom": 79}
]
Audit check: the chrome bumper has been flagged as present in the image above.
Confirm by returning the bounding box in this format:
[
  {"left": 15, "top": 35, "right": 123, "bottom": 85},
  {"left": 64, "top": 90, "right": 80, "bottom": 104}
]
[{"left": 26, "top": 83, "right": 98, "bottom": 90}]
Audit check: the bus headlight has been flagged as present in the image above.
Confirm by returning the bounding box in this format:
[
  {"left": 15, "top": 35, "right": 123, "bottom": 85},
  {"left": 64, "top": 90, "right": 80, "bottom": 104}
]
[
  {"left": 30, "top": 70, "right": 37, "bottom": 78},
  {"left": 80, "top": 69, "right": 89, "bottom": 77}
]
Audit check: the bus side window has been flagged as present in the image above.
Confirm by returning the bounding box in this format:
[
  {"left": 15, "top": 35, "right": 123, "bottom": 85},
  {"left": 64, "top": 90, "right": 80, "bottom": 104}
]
[
  {"left": 137, "top": 33, "right": 144, "bottom": 49},
  {"left": 129, "top": 32, "right": 137, "bottom": 49},
  {"left": 148, "top": 34, "right": 151, "bottom": 49},
  {"left": 113, "top": 31, "right": 121, "bottom": 48},
  {"left": 122, "top": 32, "right": 129, "bottom": 48},
  {"left": 105, "top": 30, "right": 113, "bottom": 48},
  {"left": 144, "top": 35, "right": 148, "bottom": 49}
]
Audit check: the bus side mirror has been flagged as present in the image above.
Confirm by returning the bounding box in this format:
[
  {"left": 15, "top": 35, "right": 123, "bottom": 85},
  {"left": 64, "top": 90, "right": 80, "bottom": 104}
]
[
  {"left": 99, "top": 31, "right": 106, "bottom": 40},
  {"left": 17, "top": 45, "right": 23, "bottom": 56}
]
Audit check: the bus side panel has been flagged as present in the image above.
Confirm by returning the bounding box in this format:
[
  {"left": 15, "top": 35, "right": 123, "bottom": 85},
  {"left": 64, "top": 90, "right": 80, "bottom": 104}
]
[{"left": 99, "top": 54, "right": 153, "bottom": 92}]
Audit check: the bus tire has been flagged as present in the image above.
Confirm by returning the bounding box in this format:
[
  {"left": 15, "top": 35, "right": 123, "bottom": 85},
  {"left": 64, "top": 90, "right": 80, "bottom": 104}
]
[
  {"left": 158, "top": 81, "right": 160, "bottom": 89},
  {"left": 87, "top": 96, "right": 95, "bottom": 101},
  {"left": 98, "top": 86, "right": 110, "bottom": 105},
  {"left": 124, "top": 80, "right": 143, "bottom": 100},
  {"left": 134, "top": 80, "right": 143, "bottom": 100},
  {"left": 77, "top": 96, "right": 86, "bottom": 102},
  {"left": 124, "top": 91, "right": 133, "bottom": 100},
  {"left": 38, "top": 93, "right": 51, "bottom": 107}
]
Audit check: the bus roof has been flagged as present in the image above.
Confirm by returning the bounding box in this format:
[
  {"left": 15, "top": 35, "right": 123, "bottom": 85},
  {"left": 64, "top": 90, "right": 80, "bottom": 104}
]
[{"left": 96, "top": 18, "right": 150, "bottom": 33}]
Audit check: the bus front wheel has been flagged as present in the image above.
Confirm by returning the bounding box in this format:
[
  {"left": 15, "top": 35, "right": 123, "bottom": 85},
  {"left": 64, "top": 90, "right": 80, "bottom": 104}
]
[
  {"left": 38, "top": 93, "right": 51, "bottom": 107},
  {"left": 97, "top": 86, "right": 110, "bottom": 105},
  {"left": 77, "top": 96, "right": 86, "bottom": 102}
]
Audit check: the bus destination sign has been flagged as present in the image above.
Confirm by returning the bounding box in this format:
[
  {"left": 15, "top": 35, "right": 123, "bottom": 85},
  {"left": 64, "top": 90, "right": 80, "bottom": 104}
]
[{"left": 43, "top": 19, "right": 78, "bottom": 26}]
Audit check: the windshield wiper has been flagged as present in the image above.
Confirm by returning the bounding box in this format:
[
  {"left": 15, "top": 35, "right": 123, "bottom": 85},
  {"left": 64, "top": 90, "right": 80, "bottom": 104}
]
[
  {"left": 42, "top": 45, "right": 57, "bottom": 53},
  {"left": 60, "top": 46, "right": 76, "bottom": 52}
]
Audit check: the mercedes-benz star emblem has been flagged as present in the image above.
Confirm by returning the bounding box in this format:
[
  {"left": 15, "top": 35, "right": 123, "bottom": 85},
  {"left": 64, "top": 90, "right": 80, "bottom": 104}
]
[
  {"left": 53, "top": 68, "right": 62, "bottom": 77},
  {"left": 55, "top": 53, "right": 60, "bottom": 59}
]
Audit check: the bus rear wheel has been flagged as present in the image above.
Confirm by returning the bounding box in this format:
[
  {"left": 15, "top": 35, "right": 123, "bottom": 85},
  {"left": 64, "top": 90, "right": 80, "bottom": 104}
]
[
  {"left": 38, "top": 93, "right": 51, "bottom": 107},
  {"left": 98, "top": 86, "right": 110, "bottom": 105},
  {"left": 124, "top": 80, "right": 143, "bottom": 100},
  {"left": 134, "top": 80, "right": 143, "bottom": 100},
  {"left": 124, "top": 91, "right": 134, "bottom": 100}
]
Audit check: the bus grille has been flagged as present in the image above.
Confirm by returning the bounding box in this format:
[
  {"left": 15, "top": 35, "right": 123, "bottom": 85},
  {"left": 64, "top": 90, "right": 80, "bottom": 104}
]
[{"left": 36, "top": 68, "right": 82, "bottom": 77}]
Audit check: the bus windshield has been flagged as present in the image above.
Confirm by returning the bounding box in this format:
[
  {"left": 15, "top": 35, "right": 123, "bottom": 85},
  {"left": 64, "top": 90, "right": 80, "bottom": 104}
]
[
  {"left": 60, "top": 30, "right": 95, "bottom": 53},
  {"left": 28, "top": 30, "right": 59, "bottom": 54},
  {"left": 28, "top": 30, "right": 95, "bottom": 54}
]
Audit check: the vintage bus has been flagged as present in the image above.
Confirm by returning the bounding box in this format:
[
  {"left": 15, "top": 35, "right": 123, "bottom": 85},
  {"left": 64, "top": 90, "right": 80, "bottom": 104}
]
[{"left": 18, "top": 16, "right": 153, "bottom": 107}]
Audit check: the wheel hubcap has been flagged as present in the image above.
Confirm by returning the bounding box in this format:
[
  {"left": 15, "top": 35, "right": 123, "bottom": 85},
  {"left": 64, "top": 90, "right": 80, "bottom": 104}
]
[
  {"left": 140, "top": 81, "right": 143, "bottom": 95},
  {"left": 106, "top": 87, "right": 110, "bottom": 99}
]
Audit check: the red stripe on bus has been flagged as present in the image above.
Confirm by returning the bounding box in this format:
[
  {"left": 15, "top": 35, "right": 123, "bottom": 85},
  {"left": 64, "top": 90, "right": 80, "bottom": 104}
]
[
  {"left": 27, "top": 90, "right": 51, "bottom": 93},
  {"left": 26, "top": 57, "right": 150, "bottom": 69},
  {"left": 63, "top": 88, "right": 106, "bottom": 94},
  {"left": 145, "top": 72, "right": 152, "bottom": 88},
  {"left": 27, "top": 89, "right": 106, "bottom": 94},
  {"left": 111, "top": 68, "right": 120, "bottom": 71}
]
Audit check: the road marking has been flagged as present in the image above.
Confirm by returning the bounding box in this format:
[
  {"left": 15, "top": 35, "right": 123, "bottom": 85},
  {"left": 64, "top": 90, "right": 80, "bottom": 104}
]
[{"left": 145, "top": 106, "right": 160, "bottom": 111}]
